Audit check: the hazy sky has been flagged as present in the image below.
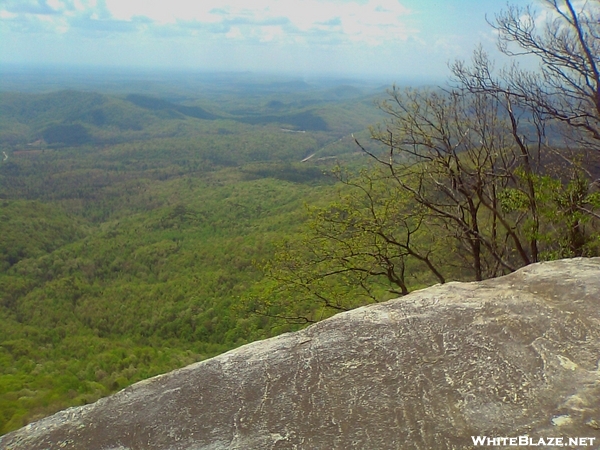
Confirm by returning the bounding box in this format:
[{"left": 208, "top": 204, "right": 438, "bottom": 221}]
[{"left": 1, "top": 0, "right": 534, "bottom": 80}]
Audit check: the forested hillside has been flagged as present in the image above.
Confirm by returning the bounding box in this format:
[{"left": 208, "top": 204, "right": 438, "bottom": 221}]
[
  {"left": 3, "top": 0, "right": 600, "bottom": 432},
  {"left": 0, "top": 76, "right": 386, "bottom": 434}
]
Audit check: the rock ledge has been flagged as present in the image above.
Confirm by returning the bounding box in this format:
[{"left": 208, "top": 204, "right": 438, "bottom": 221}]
[{"left": 2, "top": 258, "right": 600, "bottom": 449}]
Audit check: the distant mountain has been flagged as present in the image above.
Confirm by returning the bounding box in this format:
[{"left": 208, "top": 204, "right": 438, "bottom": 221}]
[
  {"left": 0, "top": 90, "right": 337, "bottom": 148},
  {"left": 41, "top": 123, "right": 92, "bottom": 146},
  {"left": 0, "top": 91, "right": 164, "bottom": 146},
  {"left": 125, "top": 94, "right": 329, "bottom": 131},
  {"left": 322, "top": 84, "right": 366, "bottom": 100},
  {"left": 125, "top": 94, "right": 219, "bottom": 120}
]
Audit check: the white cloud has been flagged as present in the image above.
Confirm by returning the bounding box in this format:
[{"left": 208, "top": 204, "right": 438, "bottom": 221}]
[
  {"left": 0, "top": 10, "right": 18, "bottom": 20},
  {"left": 225, "top": 26, "right": 243, "bottom": 40},
  {"left": 0, "top": 0, "right": 417, "bottom": 47},
  {"left": 46, "top": 0, "right": 66, "bottom": 11},
  {"left": 2, "top": 0, "right": 480, "bottom": 78}
]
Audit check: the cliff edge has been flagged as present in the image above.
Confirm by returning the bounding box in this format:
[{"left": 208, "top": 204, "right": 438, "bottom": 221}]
[{"left": 2, "top": 258, "right": 600, "bottom": 449}]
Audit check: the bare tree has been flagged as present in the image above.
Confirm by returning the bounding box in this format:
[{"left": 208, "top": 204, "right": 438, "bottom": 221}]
[
  {"left": 249, "top": 1, "right": 600, "bottom": 324},
  {"left": 359, "top": 85, "right": 545, "bottom": 280},
  {"left": 456, "top": 0, "right": 600, "bottom": 145},
  {"left": 449, "top": 0, "right": 600, "bottom": 258}
]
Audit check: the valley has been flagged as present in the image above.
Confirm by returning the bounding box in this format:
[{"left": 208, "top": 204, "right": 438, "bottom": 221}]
[{"left": 0, "top": 70, "right": 388, "bottom": 434}]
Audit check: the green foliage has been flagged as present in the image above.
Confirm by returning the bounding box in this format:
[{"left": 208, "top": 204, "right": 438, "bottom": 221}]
[
  {"left": 536, "top": 175, "right": 600, "bottom": 259},
  {"left": 245, "top": 167, "right": 449, "bottom": 322},
  {"left": 0, "top": 200, "right": 86, "bottom": 272},
  {"left": 5, "top": 68, "right": 595, "bottom": 439},
  {"left": 240, "top": 162, "right": 332, "bottom": 184},
  {"left": 498, "top": 169, "right": 600, "bottom": 259},
  {"left": 498, "top": 188, "right": 530, "bottom": 213},
  {"left": 0, "top": 175, "right": 327, "bottom": 434},
  {"left": 0, "top": 78, "right": 383, "bottom": 434}
]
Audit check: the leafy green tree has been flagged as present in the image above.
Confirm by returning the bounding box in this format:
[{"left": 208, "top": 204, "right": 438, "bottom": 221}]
[{"left": 248, "top": 167, "right": 448, "bottom": 322}]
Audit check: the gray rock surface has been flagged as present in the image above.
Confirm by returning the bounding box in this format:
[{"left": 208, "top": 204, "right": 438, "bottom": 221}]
[{"left": 2, "top": 258, "right": 600, "bottom": 450}]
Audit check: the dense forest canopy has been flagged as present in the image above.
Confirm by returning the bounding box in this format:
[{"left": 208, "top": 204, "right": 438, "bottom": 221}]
[
  {"left": 1, "top": 0, "right": 599, "bottom": 437},
  {"left": 0, "top": 73, "right": 389, "bottom": 434}
]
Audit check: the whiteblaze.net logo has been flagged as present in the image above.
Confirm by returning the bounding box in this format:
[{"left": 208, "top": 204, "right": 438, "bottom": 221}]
[{"left": 471, "top": 436, "right": 597, "bottom": 447}]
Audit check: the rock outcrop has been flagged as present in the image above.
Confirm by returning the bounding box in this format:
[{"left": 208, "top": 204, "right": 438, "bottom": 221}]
[{"left": 2, "top": 258, "right": 600, "bottom": 449}]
